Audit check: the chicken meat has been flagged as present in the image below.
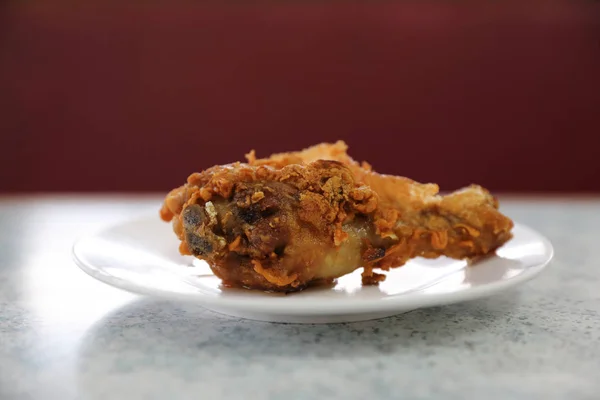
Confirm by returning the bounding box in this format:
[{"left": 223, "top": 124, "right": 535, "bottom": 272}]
[{"left": 160, "top": 142, "right": 513, "bottom": 292}]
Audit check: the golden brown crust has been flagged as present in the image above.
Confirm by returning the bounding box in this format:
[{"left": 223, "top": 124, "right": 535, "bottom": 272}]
[
  {"left": 161, "top": 141, "right": 514, "bottom": 292},
  {"left": 162, "top": 160, "right": 378, "bottom": 291}
]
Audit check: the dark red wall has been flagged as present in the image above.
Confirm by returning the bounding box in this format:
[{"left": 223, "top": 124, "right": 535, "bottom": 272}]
[{"left": 2, "top": 1, "right": 599, "bottom": 192}]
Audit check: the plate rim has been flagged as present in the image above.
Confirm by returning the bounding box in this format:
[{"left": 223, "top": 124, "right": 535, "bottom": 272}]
[{"left": 72, "top": 218, "right": 554, "bottom": 316}]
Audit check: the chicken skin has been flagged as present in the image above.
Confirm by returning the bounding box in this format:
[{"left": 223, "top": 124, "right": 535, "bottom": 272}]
[{"left": 160, "top": 142, "right": 513, "bottom": 292}]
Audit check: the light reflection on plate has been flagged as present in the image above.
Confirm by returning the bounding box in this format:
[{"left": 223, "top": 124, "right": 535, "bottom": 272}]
[{"left": 73, "top": 216, "right": 553, "bottom": 323}]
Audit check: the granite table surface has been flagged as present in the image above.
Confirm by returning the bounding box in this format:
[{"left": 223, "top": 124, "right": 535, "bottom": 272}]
[{"left": 1, "top": 195, "right": 599, "bottom": 400}]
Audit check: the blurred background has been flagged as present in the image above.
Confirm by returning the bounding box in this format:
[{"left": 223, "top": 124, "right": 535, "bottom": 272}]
[{"left": 1, "top": 1, "right": 599, "bottom": 193}]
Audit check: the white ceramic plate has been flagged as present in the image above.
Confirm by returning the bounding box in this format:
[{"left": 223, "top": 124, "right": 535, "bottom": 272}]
[{"left": 73, "top": 215, "right": 553, "bottom": 323}]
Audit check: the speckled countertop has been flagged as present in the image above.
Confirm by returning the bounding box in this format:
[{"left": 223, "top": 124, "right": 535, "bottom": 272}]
[{"left": 1, "top": 196, "right": 599, "bottom": 400}]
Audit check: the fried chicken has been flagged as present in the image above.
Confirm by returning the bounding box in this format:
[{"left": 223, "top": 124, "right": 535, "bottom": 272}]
[{"left": 160, "top": 142, "right": 513, "bottom": 292}]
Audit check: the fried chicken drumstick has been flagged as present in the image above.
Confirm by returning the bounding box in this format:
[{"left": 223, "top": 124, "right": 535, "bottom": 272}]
[{"left": 160, "top": 141, "right": 513, "bottom": 292}]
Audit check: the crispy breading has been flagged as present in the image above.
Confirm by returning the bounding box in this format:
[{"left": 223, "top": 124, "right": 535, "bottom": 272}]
[{"left": 161, "top": 142, "right": 513, "bottom": 292}]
